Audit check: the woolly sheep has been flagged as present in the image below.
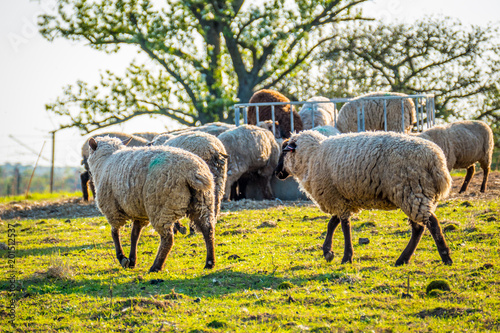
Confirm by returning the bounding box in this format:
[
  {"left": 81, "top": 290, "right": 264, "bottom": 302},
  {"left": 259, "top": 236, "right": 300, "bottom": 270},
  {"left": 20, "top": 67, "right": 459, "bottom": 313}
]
[
  {"left": 311, "top": 125, "right": 341, "bottom": 137},
  {"left": 299, "top": 96, "right": 337, "bottom": 129},
  {"left": 336, "top": 92, "right": 416, "bottom": 133},
  {"left": 218, "top": 124, "right": 280, "bottom": 200},
  {"left": 132, "top": 132, "right": 159, "bottom": 141},
  {"left": 80, "top": 132, "right": 149, "bottom": 201},
  {"left": 166, "top": 122, "right": 235, "bottom": 138},
  {"left": 275, "top": 130, "right": 453, "bottom": 266},
  {"left": 247, "top": 89, "right": 303, "bottom": 138},
  {"left": 149, "top": 133, "right": 176, "bottom": 146},
  {"left": 417, "top": 120, "right": 494, "bottom": 193},
  {"left": 87, "top": 136, "right": 216, "bottom": 272},
  {"left": 150, "top": 131, "right": 228, "bottom": 218}
]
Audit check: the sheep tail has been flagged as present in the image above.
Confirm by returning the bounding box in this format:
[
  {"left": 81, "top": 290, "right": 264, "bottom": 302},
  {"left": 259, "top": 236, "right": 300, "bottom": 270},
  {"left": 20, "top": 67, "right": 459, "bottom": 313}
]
[
  {"left": 431, "top": 162, "right": 452, "bottom": 201},
  {"left": 186, "top": 169, "right": 213, "bottom": 192}
]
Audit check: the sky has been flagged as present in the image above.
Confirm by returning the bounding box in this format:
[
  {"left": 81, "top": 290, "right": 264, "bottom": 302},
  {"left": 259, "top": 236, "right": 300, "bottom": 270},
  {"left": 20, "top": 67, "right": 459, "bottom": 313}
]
[{"left": 1, "top": 0, "right": 499, "bottom": 168}]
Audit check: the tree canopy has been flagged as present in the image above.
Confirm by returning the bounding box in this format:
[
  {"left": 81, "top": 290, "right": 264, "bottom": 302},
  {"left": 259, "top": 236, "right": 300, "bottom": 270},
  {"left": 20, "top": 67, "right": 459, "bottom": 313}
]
[
  {"left": 290, "top": 17, "right": 500, "bottom": 126},
  {"left": 40, "top": 0, "right": 369, "bottom": 133}
]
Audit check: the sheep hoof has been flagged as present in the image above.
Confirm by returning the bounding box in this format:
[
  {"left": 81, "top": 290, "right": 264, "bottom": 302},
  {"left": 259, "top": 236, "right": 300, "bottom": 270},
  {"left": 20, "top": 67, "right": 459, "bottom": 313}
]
[
  {"left": 324, "top": 252, "right": 334, "bottom": 262},
  {"left": 120, "top": 257, "right": 131, "bottom": 268},
  {"left": 395, "top": 259, "right": 407, "bottom": 267},
  {"left": 443, "top": 258, "right": 453, "bottom": 266},
  {"left": 204, "top": 261, "right": 215, "bottom": 269}
]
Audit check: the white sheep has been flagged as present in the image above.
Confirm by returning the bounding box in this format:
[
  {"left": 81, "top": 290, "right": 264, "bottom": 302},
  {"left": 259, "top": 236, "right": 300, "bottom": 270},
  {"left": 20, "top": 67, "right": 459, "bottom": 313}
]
[
  {"left": 80, "top": 132, "right": 149, "bottom": 201},
  {"left": 417, "top": 120, "right": 494, "bottom": 193},
  {"left": 87, "top": 136, "right": 216, "bottom": 272},
  {"left": 336, "top": 92, "right": 416, "bottom": 133},
  {"left": 218, "top": 124, "right": 280, "bottom": 200},
  {"left": 299, "top": 96, "right": 337, "bottom": 129},
  {"left": 311, "top": 125, "right": 341, "bottom": 137},
  {"left": 150, "top": 131, "right": 228, "bottom": 218},
  {"left": 275, "top": 130, "right": 453, "bottom": 266},
  {"left": 166, "top": 122, "right": 235, "bottom": 138},
  {"left": 132, "top": 132, "right": 159, "bottom": 141}
]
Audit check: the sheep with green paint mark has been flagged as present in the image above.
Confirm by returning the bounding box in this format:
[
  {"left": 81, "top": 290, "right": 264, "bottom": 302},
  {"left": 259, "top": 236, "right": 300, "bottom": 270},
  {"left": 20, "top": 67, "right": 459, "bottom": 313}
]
[
  {"left": 87, "top": 136, "right": 216, "bottom": 272},
  {"left": 150, "top": 131, "right": 228, "bottom": 219}
]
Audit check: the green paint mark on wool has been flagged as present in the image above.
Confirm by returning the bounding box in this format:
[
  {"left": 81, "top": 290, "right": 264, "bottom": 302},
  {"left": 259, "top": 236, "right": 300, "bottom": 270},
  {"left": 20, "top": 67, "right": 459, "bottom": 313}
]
[{"left": 149, "top": 155, "right": 166, "bottom": 170}]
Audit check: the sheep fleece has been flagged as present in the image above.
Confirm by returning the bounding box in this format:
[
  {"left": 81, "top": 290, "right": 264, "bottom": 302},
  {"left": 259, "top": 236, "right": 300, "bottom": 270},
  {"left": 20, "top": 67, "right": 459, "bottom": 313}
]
[
  {"left": 336, "top": 92, "right": 416, "bottom": 133},
  {"left": 284, "top": 131, "right": 451, "bottom": 222},
  {"left": 417, "top": 120, "right": 494, "bottom": 170},
  {"left": 88, "top": 138, "right": 215, "bottom": 236}
]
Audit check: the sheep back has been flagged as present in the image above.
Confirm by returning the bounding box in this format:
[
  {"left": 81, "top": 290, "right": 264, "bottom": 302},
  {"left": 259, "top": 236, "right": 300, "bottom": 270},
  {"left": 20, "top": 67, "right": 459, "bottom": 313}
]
[
  {"left": 88, "top": 137, "right": 215, "bottom": 234},
  {"left": 247, "top": 89, "right": 303, "bottom": 137},
  {"left": 418, "top": 120, "right": 494, "bottom": 170},
  {"left": 336, "top": 92, "right": 416, "bottom": 133},
  {"left": 218, "top": 124, "right": 280, "bottom": 198},
  {"left": 285, "top": 130, "right": 451, "bottom": 223},
  {"left": 299, "top": 96, "right": 336, "bottom": 129},
  {"left": 81, "top": 132, "right": 149, "bottom": 169}
]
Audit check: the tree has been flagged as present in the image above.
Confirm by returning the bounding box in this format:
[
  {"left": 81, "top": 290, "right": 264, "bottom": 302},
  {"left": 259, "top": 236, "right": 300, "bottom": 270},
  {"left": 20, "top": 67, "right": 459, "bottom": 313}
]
[
  {"left": 290, "top": 17, "right": 500, "bottom": 128},
  {"left": 39, "top": 0, "right": 369, "bottom": 133}
]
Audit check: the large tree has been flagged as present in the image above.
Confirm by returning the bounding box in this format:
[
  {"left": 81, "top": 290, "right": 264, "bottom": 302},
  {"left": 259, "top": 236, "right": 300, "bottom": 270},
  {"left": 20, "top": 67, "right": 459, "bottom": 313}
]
[
  {"left": 40, "top": 0, "right": 369, "bottom": 133},
  {"left": 289, "top": 17, "right": 500, "bottom": 126}
]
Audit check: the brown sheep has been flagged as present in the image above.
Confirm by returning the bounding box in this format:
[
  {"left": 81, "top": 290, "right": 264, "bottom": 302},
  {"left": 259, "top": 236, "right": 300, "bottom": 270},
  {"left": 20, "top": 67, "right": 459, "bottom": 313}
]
[{"left": 247, "top": 89, "right": 303, "bottom": 138}]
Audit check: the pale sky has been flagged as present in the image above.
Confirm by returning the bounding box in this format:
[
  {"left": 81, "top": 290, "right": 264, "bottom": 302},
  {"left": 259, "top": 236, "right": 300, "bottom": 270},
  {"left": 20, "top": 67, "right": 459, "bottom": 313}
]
[{"left": 1, "top": 0, "right": 499, "bottom": 167}]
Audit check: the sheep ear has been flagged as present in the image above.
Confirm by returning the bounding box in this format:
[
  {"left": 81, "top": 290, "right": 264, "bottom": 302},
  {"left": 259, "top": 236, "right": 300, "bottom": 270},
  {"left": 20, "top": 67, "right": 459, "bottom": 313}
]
[
  {"left": 283, "top": 141, "right": 297, "bottom": 152},
  {"left": 122, "top": 137, "right": 133, "bottom": 146},
  {"left": 89, "top": 138, "right": 98, "bottom": 151}
]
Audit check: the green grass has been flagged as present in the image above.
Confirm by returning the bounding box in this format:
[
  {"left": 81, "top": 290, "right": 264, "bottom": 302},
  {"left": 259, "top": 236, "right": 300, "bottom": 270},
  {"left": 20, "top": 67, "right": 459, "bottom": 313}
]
[
  {"left": 0, "top": 191, "right": 82, "bottom": 204},
  {"left": 1, "top": 198, "right": 499, "bottom": 332}
]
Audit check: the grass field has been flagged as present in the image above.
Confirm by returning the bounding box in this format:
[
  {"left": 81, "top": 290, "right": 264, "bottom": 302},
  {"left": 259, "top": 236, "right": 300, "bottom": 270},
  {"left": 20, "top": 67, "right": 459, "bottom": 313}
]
[{"left": 1, "top": 193, "right": 499, "bottom": 332}]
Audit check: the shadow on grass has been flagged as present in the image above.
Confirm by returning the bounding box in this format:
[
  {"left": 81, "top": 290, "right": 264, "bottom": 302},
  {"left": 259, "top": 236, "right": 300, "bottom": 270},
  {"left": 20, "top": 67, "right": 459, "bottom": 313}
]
[
  {"left": 3, "top": 269, "right": 349, "bottom": 300},
  {"left": 0, "top": 242, "right": 112, "bottom": 259}
]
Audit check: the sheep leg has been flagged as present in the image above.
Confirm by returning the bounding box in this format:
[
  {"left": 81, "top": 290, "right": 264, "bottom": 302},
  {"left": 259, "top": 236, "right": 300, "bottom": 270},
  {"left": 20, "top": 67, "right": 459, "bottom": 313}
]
[
  {"left": 128, "top": 220, "right": 148, "bottom": 268},
  {"left": 426, "top": 213, "right": 453, "bottom": 265},
  {"left": 480, "top": 165, "right": 490, "bottom": 193},
  {"left": 111, "top": 227, "right": 130, "bottom": 268},
  {"left": 199, "top": 222, "right": 216, "bottom": 269},
  {"left": 322, "top": 216, "right": 341, "bottom": 262},
  {"left": 341, "top": 218, "right": 354, "bottom": 264},
  {"left": 395, "top": 221, "right": 425, "bottom": 266},
  {"left": 80, "top": 171, "right": 90, "bottom": 201},
  {"left": 459, "top": 165, "right": 475, "bottom": 193},
  {"left": 149, "top": 231, "right": 174, "bottom": 273},
  {"left": 89, "top": 178, "right": 96, "bottom": 199}
]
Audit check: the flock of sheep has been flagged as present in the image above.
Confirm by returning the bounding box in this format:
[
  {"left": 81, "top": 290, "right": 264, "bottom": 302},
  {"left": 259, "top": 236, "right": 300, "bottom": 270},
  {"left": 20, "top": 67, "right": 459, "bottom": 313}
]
[{"left": 82, "top": 89, "right": 494, "bottom": 273}]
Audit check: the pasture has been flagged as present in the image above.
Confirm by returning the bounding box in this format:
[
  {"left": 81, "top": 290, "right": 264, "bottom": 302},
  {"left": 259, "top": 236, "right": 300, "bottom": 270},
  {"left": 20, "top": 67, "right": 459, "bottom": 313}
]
[{"left": 0, "top": 173, "right": 499, "bottom": 332}]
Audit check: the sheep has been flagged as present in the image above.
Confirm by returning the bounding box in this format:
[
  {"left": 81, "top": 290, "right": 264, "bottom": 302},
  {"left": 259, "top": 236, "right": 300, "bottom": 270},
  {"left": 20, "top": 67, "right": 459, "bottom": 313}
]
[
  {"left": 256, "top": 120, "right": 283, "bottom": 139},
  {"left": 149, "top": 131, "right": 228, "bottom": 218},
  {"left": 218, "top": 124, "right": 280, "bottom": 200},
  {"left": 132, "top": 132, "right": 159, "bottom": 141},
  {"left": 417, "top": 120, "right": 494, "bottom": 193},
  {"left": 247, "top": 89, "right": 303, "bottom": 138},
  {"left": 336, "top": 92, "right": 416, "bottom": 134},
  {"left": 299, "top": 96, "right": 337, "bottom": 129},
  {"left": 80, "top": 132, "right": 149, "bottom": 201},
  {"left": 149, "top": 133, "right": 176, "bottom": 146},
  {"left": 166, "top": 122, "right": 235, "bottom": 138},
  {"left": 275, "top": 130, "right": 453, "bottom": 266},
  {"left": 87, "top": 136, "right": 216, "bottom": 272},
  {"left": 311, "top": 125, "right": 341, "bottom": 137}
]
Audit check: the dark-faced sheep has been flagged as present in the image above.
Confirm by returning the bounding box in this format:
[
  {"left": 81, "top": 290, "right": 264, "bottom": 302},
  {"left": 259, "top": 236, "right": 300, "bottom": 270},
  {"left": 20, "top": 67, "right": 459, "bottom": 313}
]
[
  {"left": 87, "top": 136, "right": 216, "bottom": 272},
  {"left": 275, "top": 130, "right": 453, "bottom": 266},
  {"left": 247, "top": 89, "right": 303, "bottom": 138}
]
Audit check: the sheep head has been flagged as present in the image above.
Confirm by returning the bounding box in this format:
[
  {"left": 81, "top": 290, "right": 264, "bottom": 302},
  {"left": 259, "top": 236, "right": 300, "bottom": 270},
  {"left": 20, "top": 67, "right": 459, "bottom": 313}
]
[{"left": 275, "top": 139, "right": 296, "bottom": 179}]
